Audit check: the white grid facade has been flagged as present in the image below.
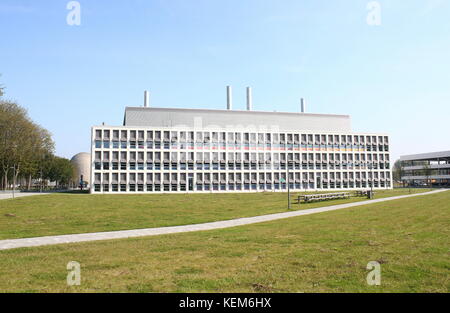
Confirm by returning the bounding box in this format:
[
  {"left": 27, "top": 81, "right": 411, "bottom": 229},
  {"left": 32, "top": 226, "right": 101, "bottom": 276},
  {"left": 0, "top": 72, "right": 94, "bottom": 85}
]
[{"left": 90, "top": 126, "right": 392, "bottom": 193}]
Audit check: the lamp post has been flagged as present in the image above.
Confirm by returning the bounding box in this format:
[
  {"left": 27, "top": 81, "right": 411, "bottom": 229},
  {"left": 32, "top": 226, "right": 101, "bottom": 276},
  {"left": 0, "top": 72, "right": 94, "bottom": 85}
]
[
  {"left": 40, "top": 168, "right": 43, "bottom": 193},
  {"left": 286, "top": 161, "right": 292, "bottom": 210},
  {"left": 369, "top": 162, "right": 374, "bottom": 198},
  {"left": 10, "top": 166, "right": 16, "bottom": 199}
]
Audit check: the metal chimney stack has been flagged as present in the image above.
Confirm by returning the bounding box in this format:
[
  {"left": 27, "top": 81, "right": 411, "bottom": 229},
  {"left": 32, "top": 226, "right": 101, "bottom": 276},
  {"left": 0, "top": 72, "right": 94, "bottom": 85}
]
[
  {"left": 226, "top": 86, "right": 232, "bottom": 110},
  {"left": 246, "top": 87, "right": 252, "bottom": 111},
  {"left": 144, "top": 90, "right": 150, "bottom": 107},
  {"left": 300, "top": 98, "right": 306, "bottom": 113}
]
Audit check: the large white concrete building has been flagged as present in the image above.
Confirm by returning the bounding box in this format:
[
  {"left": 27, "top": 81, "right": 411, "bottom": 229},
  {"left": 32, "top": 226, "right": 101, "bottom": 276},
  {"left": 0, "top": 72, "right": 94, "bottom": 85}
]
[{"left": 90, "top": 90, "right": 392, "bottom": 193}]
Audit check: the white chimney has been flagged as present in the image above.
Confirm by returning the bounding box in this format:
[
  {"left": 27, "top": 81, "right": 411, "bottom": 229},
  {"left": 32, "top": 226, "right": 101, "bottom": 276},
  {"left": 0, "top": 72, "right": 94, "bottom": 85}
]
[
  {"left": 226, "top": 86, "right": 232, "bottom": 110},
  {"left": 246, "top": 87, "right": 252, "bottom": 111},
  {"left": 144, "top": 90, "right": 150, "bottom": 107},
  {"left": 300, "top": 98, "right": 306, "bottom": 113}
]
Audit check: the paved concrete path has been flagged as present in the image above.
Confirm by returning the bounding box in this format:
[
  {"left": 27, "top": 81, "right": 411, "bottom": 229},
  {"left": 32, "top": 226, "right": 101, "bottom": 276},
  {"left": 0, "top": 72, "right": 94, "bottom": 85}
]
[
  {"left": 0, "top": 189, "right": 446, "bottom": 251},
  {"left": 0, "top": 192, "right": 51, "bottom": 200}
]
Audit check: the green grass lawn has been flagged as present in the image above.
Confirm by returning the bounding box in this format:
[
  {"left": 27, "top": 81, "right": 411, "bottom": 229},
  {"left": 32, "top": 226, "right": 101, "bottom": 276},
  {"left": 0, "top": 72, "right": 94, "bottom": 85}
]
[
  {"left": 0, "top": 190, "right": 448, "bottom": 292},
  {"left": 0, "top": 188, "right": 431, "bottom": 239}
]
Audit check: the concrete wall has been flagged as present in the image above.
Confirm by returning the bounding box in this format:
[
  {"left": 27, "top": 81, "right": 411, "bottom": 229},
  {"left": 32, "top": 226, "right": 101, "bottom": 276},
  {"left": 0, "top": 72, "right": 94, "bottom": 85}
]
[
  {"left": 71, "top": 152, "right": 91, "bottom": 185},
  {"left": 123, "top": 107, "right": 352, "bottom": 133}
]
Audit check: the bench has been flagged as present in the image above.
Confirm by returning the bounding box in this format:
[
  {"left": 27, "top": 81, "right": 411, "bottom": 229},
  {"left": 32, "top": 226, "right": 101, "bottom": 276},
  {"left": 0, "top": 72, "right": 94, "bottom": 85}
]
[
  {"left": 297, "top": 192, "right": 351, "bottom": 203},
  {"left": 355, "top": 190, "right": 377, "bottom": 197}
]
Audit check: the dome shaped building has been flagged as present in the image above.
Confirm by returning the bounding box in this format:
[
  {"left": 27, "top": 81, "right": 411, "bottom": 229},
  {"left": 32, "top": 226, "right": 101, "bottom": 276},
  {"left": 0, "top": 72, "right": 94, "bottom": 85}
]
[{"left": 71, "top": 152, "right": 91, "bottom": 188}]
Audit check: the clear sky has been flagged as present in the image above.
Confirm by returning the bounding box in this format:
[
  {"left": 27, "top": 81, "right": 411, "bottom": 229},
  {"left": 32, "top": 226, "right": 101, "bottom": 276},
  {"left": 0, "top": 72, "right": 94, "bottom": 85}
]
[{"left": 1, "top": 0, "right": 449, "bottom": 164}]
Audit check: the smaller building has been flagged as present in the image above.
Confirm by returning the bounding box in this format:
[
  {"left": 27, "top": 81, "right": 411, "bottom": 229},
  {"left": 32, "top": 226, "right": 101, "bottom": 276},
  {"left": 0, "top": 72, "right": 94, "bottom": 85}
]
[
  {"left": 400, "top": 150, "right": 450, "bottom": 187},
  {"left": 71, "top": 152, "right": 91, "bottom": 188}
]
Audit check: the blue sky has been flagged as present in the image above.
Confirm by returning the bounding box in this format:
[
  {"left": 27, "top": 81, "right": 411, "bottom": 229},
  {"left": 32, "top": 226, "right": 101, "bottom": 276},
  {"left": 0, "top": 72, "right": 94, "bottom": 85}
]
[{"left": 0, "top": 0, "right": 449, "bottom": 163}]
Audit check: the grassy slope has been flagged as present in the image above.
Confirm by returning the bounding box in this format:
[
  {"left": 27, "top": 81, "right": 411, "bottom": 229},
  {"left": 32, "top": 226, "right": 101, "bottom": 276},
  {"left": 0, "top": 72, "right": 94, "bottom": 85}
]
[
  {"left": 0, "top": 190, "right": 448, "bottom": 292},
  {"left": 0, "top": 188, "right": 431, "bottom": 240}
]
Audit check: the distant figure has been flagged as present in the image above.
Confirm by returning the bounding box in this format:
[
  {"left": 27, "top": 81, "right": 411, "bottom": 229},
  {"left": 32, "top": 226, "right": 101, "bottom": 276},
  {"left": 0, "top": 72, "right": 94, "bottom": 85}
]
[{"left": 79, "top": 175, "right": 84, "bottom": 191}]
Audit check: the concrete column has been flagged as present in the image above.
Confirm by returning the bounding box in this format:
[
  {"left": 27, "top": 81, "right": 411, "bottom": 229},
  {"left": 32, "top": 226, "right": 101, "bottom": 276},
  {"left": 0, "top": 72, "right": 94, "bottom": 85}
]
[
  {"left": 144, "top": 90, "right": 150, "bottom": 107},
  {"left": 246, "top": 87, "right": 252, "bottom": 111},
  {"left": 227, "top": 86, "right": 232, "bottom": 110},
  {"left": 301, "top": 98, "right": 306, "bottom": 113}
]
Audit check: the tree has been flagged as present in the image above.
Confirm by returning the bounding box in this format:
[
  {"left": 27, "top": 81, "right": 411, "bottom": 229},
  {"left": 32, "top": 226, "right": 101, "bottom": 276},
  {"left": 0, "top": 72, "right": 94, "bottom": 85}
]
[
  {"left": 46, "top": 156, "right": 74, "bottom": 188},
  {"left": 0, "top": 74, "right": 4, "bottom": 97},
  {"left": 0, "top": 100, "right": 30, "bottom": 189},
  {"left": 0, "top": 100, "right": 55, "bottom": 190},
  {"left": 0, "top": 77, "right": 74, "bottom": 191},
  {"left": 392, "top": 159, "right": 405, "bottom": 187},
  {"left": 21, "top": 126, "right": 54, "bottom": 189}
]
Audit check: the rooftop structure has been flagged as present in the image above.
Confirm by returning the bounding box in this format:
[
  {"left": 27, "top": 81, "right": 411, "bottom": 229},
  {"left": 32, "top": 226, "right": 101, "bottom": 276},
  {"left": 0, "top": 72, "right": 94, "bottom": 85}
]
[{"left": 123, "top": 107, "right": 352, "bottom": 132}]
